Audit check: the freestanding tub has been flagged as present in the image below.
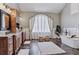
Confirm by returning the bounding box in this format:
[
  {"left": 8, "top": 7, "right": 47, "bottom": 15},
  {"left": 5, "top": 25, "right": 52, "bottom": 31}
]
[{"left": 60, "top": 35, "right": 79, "bottom": 49}]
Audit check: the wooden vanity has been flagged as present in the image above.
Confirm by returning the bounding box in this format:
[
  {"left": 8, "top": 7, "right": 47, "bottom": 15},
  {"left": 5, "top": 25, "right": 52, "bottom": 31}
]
[
  {"left": 13, "top": 32, "right": 22, "bottom": 54},
  {"left": 0, "top": 35, "right": 13, "bottom": 55},
  {"left": 0, "top": 7, "right": 26, "bottom": 55},
  {"left": 0, "top": 31, "right": 26, "bottom": 55},
  {"left": 22, "top": 30, "right": 26, "bottom": 44},
  {"left": 0, "top": 9, "right": 14, "bottom": 55}
]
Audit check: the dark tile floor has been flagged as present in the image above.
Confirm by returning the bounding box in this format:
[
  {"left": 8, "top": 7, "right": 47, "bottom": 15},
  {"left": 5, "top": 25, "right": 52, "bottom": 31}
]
[
  {"left": 60, "top": 44, "right": 79, "bottom": 55},
  {"left": 51, "top": 38, "right": 79, "bottom": 55},
  {"left": 19, "top": 39, "right": 79, "bottom": 55}
]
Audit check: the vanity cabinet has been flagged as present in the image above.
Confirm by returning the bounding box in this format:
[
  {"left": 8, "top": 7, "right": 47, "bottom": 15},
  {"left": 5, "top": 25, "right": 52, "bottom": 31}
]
[
  {"left": 13, "top": 32, "right": 22, "bottom": 54},
  {"left": 16, "top": 32, "right": 22, "bottom": 50},
  {"left": 0, "top": 36, "right": 13, "bottom": 55},
  {"left": 22, "top": 31, "right": 26, "bottom": 44}
]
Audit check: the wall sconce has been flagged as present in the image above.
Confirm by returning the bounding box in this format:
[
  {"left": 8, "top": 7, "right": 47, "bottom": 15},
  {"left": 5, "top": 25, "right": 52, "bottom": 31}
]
[{"left": 0, "top": 3, "right": 6, "bottom": 10}]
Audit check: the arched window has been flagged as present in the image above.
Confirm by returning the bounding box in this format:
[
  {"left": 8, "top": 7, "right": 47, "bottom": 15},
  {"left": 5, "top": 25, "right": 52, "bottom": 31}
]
[{"left": 29, "top": 14, "right": 53, "bottom": 38}]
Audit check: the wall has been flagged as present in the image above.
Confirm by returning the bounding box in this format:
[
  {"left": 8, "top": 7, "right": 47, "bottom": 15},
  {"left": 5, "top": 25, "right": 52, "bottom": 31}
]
[
  {"left": 19, "top": 12, "right": 60, "bottom": 39},
  {"left": 61, "top": 3, "right": 79, "bottom": 28},
  {"left": 19, "top": 12, "right": 60, "bottom": 29}
]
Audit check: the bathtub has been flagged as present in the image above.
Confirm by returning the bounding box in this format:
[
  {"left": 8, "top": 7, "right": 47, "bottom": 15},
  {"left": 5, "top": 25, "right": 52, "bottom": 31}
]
[{"left": 60, "top": 35, "right": 79, "bottom": 49}]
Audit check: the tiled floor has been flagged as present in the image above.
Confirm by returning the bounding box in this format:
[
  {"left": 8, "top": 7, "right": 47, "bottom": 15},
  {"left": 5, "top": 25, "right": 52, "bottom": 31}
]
[
  {"left": 59, "top": 44, "right": 79, "bottom": 55},
  {"left": 18, "top": 49, "right": 29, "bottom": 55},
  {"left": 17, "top": 39, "right": 79, "bottom": 55},
  {"left": 51, "top": 38, "right": 79, "bottom": 55},
  {"left": 17, "top": 41, "right": 31, "bottom": 55}
]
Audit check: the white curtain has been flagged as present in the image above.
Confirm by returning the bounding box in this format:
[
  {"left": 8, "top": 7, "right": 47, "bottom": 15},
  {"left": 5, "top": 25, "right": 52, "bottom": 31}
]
[
  {"left": 29, "top": 14, "right": 53, "bottom": 39},
  {"left": 29, "top": 17, "right": 35, "bottom": 39},
  {"left": 48, "top": 17, "right": 53, "bottom": 38}
]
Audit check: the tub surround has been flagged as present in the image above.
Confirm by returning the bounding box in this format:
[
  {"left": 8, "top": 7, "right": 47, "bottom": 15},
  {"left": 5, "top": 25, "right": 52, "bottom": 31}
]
[{"left": 60, "top": 35, "right": 79, "bottom": 49}]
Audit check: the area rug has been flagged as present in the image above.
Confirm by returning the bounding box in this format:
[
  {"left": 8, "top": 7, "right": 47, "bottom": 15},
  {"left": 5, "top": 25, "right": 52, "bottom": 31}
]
[
  {"left": 29, "top": 41, "right": 40, "bottom": 55},
  {"left": 38, "top": 42, "right": 66, "bottom": 55},
  {"left": 24, "top": 41, "right": 31, "bottom": 45}
]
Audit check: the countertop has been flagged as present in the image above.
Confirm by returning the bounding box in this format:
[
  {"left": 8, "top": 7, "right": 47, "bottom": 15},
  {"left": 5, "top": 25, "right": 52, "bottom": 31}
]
[{"left": 0, "top": 30, "right": 25, "bottom": 37}]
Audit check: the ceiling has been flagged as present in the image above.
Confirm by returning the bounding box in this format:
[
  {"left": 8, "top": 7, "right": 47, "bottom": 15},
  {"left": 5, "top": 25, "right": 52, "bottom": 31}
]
[{"left": 6, "top": 3, "right": 66, "bottom": 13}]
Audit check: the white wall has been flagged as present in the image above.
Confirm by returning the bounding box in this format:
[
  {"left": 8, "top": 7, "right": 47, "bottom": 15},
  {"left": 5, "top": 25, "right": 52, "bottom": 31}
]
[
  {"left": 19, "top": 12, "right": 60, "bottom": 39},
  {"left": 20, "top": 12, "right": 60, "bottom": 29},
  {"left": 61, "top": 3, "right": 79, "bottom": 28}
]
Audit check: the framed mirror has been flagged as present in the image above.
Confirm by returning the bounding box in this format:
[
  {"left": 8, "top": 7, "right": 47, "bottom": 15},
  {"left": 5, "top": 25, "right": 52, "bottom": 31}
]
[{"left": 0, "top": 9, "right": 11, "bottom": 32}]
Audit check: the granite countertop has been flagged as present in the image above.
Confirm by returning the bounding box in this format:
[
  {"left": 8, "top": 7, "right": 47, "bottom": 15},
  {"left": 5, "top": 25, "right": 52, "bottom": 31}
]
[
  {"left": 0, "top": 29, "right": 26, "bottom": 37},
  {"left": 0, "top": 33, "right": 15, "bottom": 37},
  {"left": 0, "top": 31, "right": 23, "bottom": 37}
]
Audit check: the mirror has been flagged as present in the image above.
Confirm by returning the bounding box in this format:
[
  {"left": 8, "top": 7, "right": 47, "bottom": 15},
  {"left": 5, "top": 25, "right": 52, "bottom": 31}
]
[
  {"left": 5, "top": 14, "right": 9, "bottom": 30},
  {"left": 0, "top": 9, "right": 11, "bottom": 32}
]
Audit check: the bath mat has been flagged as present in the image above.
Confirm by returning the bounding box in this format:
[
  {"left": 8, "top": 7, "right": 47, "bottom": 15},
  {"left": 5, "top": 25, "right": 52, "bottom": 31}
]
[
  {"left": 24, "top": 41, "right": 31, "bottom": 45},
  {"left": 38, "top": 42, "right": 66, "bottom": 55}
]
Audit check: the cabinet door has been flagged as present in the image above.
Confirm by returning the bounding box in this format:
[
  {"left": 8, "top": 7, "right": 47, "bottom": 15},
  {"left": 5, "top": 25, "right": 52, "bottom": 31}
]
[
  {"left": 16, "top": 36, "right": 19, "bottom": 51},
  {"left": 18, "top": 33, "right": 22, "bottom": 48},
  {"left": 0, "top": 37, "right": 8, "bottom": 55},
  {"left": 19, "top": 33, "right": 22, "bottom": 45},
  {"left": 23, "top": 32, "right": 26, "bottom": 41}
]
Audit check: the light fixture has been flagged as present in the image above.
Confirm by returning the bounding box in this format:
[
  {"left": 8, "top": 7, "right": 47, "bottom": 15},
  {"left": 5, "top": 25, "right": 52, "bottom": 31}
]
[{"left": 0, "top": 3, "right": 6, "bottom": 10}]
